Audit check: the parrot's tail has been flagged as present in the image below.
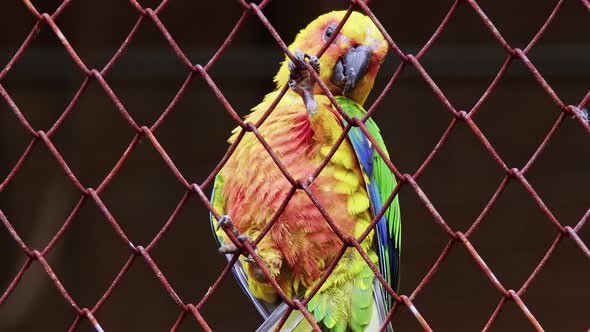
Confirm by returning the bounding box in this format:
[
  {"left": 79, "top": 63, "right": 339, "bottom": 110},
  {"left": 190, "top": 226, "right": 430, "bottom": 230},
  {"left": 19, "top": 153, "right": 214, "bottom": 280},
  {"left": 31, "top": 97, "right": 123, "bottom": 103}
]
[{"left": 255, "top": 280, "right": 392, "bottom": 332}]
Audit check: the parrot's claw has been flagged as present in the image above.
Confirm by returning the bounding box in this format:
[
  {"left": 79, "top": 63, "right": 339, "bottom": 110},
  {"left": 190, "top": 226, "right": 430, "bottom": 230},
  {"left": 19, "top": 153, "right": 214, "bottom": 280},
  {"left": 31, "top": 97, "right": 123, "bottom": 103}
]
[
  {"left": 217, "top": 215, "right": 254, "bottom": 255},
  {"left": 218, "top": 243, "right": 238, "bottom": 254},
  {"left": 237, "top": 234, "right": 252, "bottom": 242},
  {"left": 288, "top": 50, "right": 320, "bottom": 87},
  {"left": 288, "top": 50, "right": 320, "bottom": 75},
  {"left": 308, "top": 54, "right": 321, "bottom": 73},
  {"left": 216, "top": 215, "right": 245, "bottom": 239},
  {"left": 216, "top": 215, "right": 232, "bottom": 230},
  {"left": 215, "top": 217, "right": 274, "bottom": 282},
  {"left": 288, "top": 49, "right": 320, "bottom": 117},
  {"left": 244, "top": 248, "right": 259, "bottom": 264}
]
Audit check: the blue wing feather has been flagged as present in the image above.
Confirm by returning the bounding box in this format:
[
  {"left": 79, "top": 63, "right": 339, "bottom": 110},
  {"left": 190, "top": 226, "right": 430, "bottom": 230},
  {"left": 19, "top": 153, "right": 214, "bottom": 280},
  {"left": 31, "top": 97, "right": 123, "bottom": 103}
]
[{"left": 347, "top": 128, "right": 374, "bottom": 176}]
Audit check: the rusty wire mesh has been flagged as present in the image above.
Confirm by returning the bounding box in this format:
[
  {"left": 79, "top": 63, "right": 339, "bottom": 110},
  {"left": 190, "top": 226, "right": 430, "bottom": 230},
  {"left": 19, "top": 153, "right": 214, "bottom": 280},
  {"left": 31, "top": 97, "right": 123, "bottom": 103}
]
[{"left": 1, "top": 0, "right": 589, "bottom": 331}]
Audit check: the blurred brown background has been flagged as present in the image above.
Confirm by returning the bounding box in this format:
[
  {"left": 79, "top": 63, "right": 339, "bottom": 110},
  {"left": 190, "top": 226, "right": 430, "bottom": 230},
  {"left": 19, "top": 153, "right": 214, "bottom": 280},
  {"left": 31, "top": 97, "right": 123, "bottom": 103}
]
[{"left": 1, "top": 0, "right": 589, "bottom": 331}]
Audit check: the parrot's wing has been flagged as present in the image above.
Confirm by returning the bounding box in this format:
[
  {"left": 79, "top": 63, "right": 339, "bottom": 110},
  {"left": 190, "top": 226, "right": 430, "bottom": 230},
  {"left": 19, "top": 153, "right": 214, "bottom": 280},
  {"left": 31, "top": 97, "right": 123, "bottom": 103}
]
[
  {"left": 336, "top": 96, "right": 402, "bottom": 312},
  {"left": 209, "top": 173, "right": 277, "bottom": 319}
]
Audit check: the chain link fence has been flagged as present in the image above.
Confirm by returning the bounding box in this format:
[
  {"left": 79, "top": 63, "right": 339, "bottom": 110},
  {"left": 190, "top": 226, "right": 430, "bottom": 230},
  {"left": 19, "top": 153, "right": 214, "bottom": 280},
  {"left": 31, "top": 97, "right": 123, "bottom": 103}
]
[{"left": 1, "top": 0, "right": 589, "bottom": 331}]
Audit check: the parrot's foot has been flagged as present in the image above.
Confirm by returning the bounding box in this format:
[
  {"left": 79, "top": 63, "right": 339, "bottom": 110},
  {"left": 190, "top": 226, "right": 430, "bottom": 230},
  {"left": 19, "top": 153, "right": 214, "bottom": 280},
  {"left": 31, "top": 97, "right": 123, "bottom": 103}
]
[
  {"left": 288, "top": 49, "right": 320, "bottom": 117},
  {"left": 248, "top": 254, "right": 282, "bottom": 283},
  {"left": 218, "top": 243, "right": 238, "bottom": 254},
  {"left": 215, "top": 214, "right": 234, "bottom": 231},
  {"left": 244, "top": 253, "right": 256, "bottom": 263},
  {"left": 250, "top": 264, "right": 269, "bottom": 282},
  {"left": 216, "top": 215, "right": 250, "bottom": 240},
  {"left": 216, "top": 215, "right": 252, "bottom": 255},
  {"left": 217, "top": 215, "right": 282, "bottom": 283}
]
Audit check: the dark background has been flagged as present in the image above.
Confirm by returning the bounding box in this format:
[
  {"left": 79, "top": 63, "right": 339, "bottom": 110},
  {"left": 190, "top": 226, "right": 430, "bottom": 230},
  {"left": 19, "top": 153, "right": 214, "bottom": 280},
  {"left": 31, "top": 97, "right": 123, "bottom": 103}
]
[{"left": 1, "top": 0, "right": 588, "bottom": 331}]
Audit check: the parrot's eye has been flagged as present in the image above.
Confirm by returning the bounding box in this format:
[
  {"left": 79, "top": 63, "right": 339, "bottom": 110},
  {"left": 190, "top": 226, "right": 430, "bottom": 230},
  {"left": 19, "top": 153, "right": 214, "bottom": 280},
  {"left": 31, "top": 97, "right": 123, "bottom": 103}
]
[{"left": 323, "top": 23, "right": 337, "bottom": 41}]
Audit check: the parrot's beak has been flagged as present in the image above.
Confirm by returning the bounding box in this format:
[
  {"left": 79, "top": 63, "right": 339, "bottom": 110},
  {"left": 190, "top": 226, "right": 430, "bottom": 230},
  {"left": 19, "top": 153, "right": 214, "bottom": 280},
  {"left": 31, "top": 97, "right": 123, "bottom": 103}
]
[{"left": 331, "top": 45, "right": 371, "bottom": 96}]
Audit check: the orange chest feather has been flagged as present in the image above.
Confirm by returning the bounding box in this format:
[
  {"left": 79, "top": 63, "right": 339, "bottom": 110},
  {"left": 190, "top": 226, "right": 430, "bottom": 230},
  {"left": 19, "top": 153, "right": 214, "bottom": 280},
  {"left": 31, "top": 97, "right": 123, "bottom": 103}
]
[{"left": 221, "top": 99, "right": 362, "bottom": 279}]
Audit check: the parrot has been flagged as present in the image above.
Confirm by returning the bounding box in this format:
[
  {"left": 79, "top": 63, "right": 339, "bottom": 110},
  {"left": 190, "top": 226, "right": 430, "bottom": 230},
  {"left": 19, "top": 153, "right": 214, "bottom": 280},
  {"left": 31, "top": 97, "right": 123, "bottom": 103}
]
[{"left": 210, "top": 10, "right": 401, "bottom": 332}]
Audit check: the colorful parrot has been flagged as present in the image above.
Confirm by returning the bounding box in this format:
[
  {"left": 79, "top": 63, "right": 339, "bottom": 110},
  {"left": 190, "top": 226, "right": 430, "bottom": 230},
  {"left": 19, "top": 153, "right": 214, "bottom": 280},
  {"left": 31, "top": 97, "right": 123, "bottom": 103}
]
[{"left": 210, "top": 10, "right": 401, "bottom": 332}]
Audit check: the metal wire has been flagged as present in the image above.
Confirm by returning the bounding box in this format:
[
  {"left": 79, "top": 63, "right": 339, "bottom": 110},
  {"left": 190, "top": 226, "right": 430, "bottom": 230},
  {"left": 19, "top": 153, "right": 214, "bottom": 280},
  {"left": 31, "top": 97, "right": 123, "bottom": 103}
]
[{"left": 1, "top": 0, "right": 589, "bottom": 331}]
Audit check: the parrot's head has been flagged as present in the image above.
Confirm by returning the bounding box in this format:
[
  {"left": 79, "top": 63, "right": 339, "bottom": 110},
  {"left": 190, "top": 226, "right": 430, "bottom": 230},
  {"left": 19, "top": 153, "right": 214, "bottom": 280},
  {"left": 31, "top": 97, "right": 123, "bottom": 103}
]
[{"left": 275, "top": 10, "right": 388, "bottom": 105}]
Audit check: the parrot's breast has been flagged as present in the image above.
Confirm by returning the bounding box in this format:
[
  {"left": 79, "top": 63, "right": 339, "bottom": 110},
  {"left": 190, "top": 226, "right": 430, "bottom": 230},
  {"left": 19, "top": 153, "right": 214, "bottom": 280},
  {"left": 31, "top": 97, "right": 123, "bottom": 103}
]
[{"left": 221, "top": 91, "right": 372, "bottom": 293}]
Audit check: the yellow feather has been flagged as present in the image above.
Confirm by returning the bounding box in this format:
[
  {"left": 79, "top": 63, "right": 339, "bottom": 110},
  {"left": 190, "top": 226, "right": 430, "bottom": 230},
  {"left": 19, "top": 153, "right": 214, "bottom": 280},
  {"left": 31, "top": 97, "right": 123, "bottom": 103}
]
[
  {"left": 334, "top": 168, "right": 360, "bottom": 187},
  {"left": 347, "top": 191, "right": 371, "bottom": 216}
]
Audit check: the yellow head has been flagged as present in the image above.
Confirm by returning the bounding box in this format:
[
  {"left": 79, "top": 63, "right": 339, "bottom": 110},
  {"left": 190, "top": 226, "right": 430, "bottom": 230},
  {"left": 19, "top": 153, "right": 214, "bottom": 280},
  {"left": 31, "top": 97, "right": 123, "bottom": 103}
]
[{"left": 275, "top": 11, "right": 388, "bottom": 105}]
